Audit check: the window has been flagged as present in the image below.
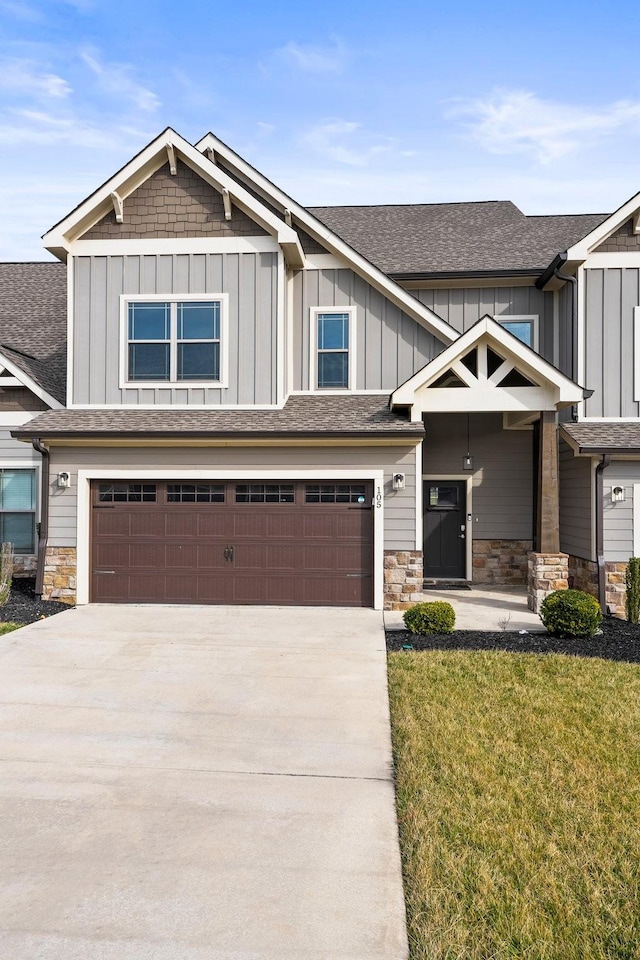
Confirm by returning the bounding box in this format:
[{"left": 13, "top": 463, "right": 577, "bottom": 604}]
[
  {"left": 305, "top": 484, "right": 367, "bottom": 504},
  {"left": 98, "top": 483, "right": 157, "bottom": 503},
  {"left": 166, "top": 483, "right": 225, "bottom": 503},
  {"left": 495, "top": 315, "right": 538, "bottom": 349},
  {"left": 0, "top": 469, "right": 36, "bottom": 553},
  {"left": 124, "top": 296, "right": 226, "bottom": 385},
  {"left": 311, "top": 308, "right": 355, "bottom": 389},
  {"left": 235, "top": 484, "right": 295, "bottom": 503}
]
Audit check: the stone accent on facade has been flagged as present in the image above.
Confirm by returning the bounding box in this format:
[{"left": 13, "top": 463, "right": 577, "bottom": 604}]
[
  {"left": 83, "top": 160, "right": 269, "bottom": 240},
  {"left": 42, "top": 546, "right": 76, "bottom": 604},
  {"left": 605, "top": 562, "right": 627, "bottom": 618},
  {"left": 595, "top": 218, "right": 640, "bottom": 252},
  {"left": 384, "top": 550, "right": 423, "bottom": 611},
  {"left": 13, "top": 554, "right": 37, "bottom": 577},
  {"left": 472, "top": 539, "right": 532, "bottom": 585},
  {"left": 567, "top": 555, "right": 599, "bottom": 598},
  {"left": 527, "top": 551, "right": 568, "bottom": 613}
]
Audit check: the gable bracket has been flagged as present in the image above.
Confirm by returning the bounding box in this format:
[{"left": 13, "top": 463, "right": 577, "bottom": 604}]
[
  {"left": 205, "top": 146, "right": 216, "bottom": 164},
  {"left": 110, "top": 191, "right": 124, "bottom": 224},
  {"left": 222, "top": 188, "right": 232, "bottom": 221},
  {"left": 166, "top": 142, "right": 177, "bottom": 175}
]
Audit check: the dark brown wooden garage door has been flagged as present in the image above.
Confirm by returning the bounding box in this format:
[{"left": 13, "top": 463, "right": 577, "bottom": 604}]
[{"left": 91, "top": 480, "right": 373, "bottom": 606}]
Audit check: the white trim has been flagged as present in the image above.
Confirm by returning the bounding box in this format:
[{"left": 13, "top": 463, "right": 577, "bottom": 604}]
[
  {"left": 195, "top": 132, "right": 459, "bottom": 345},
  {"left": 567, "top": 193, "right": 640, "bottom": 259},
  {"left": 0, "top": 351, "right": 63, "bottom": 410},
  {"left": 634, "top": 307, "right": 640, "bottom": 403},
  {"left": 67, "top": 254, "right": 74, "bottom": 407},
  {"left": 65, "top": 402, "right": 288, "bottom": 410},
  {"left": 309, "top": 307, "right": 357, "bottom": 391},
  {"left": 0, "top": 412, "right": 46, "bottom": 426},
  {"left": 577, "top": 264, "right": 585, "bottom": 388},
  {"left": 415, "top": 444, "right": 423, "bottom": 551},
  {"left": 286, "top": 267, "right": 294, "bottom": 395},
  {"left": 422, "top": 474, "right": 473, "bottom": 580},
  {"left": 276, "top": 250, "right": 285, "bottom": 404},
  {"left": 304, "top": 254, "right": 345, "bottom": 270},
  {"left": 578, "top": 417, "right": 640, "bottom": 422},
  {"left": 0, "top": 461, "right": 42, "bottom": 534},
  {"left": 75, "top": 467, "right": 385, "bottom": 609},
  {"left": 583, "top": 252, "right": 640, "bottom": 268},
  {"left": 494, "top": 314, "right": 539, "bottom": 351},
  {"left": 634, "top": 483, "right": 640, "bottom": 557},
  {"left": 119, "top": 293, "right": 229, "bottom": 390},
  {"left": 71, "top": 237, "right": 279, "bottom": 256},
  {"left": 291, "top": 389, "right": 391, "bottom": 396}
]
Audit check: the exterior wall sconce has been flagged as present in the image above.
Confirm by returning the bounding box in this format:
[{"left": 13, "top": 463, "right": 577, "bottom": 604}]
[
  {"left": 462, "top": 454, "right": 474, "bottom": 471},
  {"left": 392, "top": 473, "right": 405, "bottom": 491},
  {"left": 612, "top": 485, "right": 626, "bottom": 503},
  {"left": 57, "top": 471, "right": 71, "bottom": 488}
]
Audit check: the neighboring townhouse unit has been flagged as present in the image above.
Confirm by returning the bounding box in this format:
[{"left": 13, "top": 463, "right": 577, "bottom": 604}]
[{"left": 1, "top": 127, "right": 638, "bottom": 614}]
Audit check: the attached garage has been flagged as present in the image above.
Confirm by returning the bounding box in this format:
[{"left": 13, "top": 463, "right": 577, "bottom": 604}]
[{"left": 91, "top": 479, "right": 374, "bottom": 606}]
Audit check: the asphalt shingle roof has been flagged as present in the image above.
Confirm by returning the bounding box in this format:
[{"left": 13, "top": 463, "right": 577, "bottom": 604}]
[
  {"left": 562, "top": 422, "right": 640, "bottom": 454},
  {"left": 306, "top": 202, "right": 608, "bottom": 276},
  {"left": 12, "top": 395, "right": 424, "bottom": 438},
  {"left": 0, "top": 262, "right": 66, "bottom": 403}
]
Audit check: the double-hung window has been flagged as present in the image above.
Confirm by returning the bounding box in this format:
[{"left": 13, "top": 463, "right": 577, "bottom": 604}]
[
  {"left": 125, "top": 296, "right": 226, "bottom": 385},
  {"left": 0, "top": 468, "right": 36, "bottom": 554},
  {"left": 312, "top": 307, "right": 355, "bottom": 389}
]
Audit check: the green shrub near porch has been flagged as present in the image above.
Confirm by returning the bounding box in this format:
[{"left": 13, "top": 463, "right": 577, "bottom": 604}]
[
  {"left": 540, "top": 589, "right": 602, "bottom": 638},
  {"left": 403, "top": 601, "right": 455, "bottom": 635}
]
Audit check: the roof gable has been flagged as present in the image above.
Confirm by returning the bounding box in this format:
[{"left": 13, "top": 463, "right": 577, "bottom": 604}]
[{"left": 566, "top": 189, "right": 640, "bottom": 260}]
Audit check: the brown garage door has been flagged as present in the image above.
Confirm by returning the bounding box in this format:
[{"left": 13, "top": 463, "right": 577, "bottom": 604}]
[{"left": 91, "top": 480, "right": 374, "bottom": 606}]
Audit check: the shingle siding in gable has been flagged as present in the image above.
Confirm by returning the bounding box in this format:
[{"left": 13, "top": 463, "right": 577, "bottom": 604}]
[
  {"left": 0, "top": 386, "right": 48, "bottom": 412},
  {"left": 594, "top": 219, "right": 640, "bottom": 252},
  {"left": 82, "top": 161, "right": 269, "bottom": 240}
]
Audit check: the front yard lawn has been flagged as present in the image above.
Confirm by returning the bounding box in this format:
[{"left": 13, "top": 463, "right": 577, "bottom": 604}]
[{"left": 388, "top": 650, "right": 640, "bottom": 960}]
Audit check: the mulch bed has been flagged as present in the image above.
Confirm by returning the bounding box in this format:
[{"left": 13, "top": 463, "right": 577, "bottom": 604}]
[
  {"left": 0, "top": 577, "right": 72, "bottom": 624},
  {"left": 386, "top": 617, "right": 640, "bottom": 664}
]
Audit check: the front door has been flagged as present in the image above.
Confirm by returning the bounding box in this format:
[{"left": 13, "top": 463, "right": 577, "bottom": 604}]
[{"left": 423, "top": 480, "right": 466, "bottom": 579}]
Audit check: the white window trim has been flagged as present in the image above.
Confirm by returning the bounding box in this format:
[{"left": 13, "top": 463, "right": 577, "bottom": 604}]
[
  {"left": 309, "top": 306, "right": 357, "bottom": 391},
  {"left": 119, "top": 293, "right": 229, "bottom": 390},
  {"left": 634, "top": 307, "right": 640, "bottom": 403},
  {"left": 494, "top": 314, "right": 539, "bottom": 352},
  {"left": 0, "top": 462, "right": 41, "bottom": 554}
]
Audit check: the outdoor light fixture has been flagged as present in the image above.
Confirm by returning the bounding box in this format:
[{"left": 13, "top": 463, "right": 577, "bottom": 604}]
[
  {"left": 612, "top": 485, "right": 626, "bottom": 503},
  {"left": 57, "top": 471, "right": 70, "bottom": 488},
  {"left": 462, "top": 413, "right": 474, "bottom": 471},
  {"left": 392, "top": 473, "right": 406, "bottom": 491}
]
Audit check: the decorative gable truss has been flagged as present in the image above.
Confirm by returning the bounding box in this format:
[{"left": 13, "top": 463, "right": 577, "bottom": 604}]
[{"left": 391, "top": 315, "right": 588, "bottom": 424}]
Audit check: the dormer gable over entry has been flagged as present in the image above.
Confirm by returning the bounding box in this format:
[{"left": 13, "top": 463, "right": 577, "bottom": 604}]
[
  {"left": 42, "top": 128, "right": 305, "bottom": 267},
  {"left": 391, "top": 315, "right": 589, "bottom": 423}
]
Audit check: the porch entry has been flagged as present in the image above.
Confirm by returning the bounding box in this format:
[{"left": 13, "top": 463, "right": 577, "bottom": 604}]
[{"left": 423, "top": 480, "right": 467, "bottom": 579}]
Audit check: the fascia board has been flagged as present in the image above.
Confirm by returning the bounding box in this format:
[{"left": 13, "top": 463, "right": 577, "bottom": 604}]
[
  {"left": 567, "top": 190, "right": 640, "bottom": 260},
  {"left": 0, "top": 351, "right": 63, "bottom": 409},
  {"left": 196, "top": 132, "right": 458, "bottom": 346}
]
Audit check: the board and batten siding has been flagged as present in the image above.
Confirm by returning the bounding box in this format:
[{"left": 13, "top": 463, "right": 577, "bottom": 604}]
[
  {"left": 583, "top": 268, "right": 640, "bottom": 418},
  {"left": 293, "top": 269, "right": 445, "bottom": 390},
  {"left": 73, "top": 252, "right": 279, "bottom": 406},
  {"left": 422, "top": 413, "right": 533, "bottom": 539},
  {"left": 413, "top": 286, "right": 556, "bottom": 364},
  {"left": 603, "top": 460, "right": 640, "bottom": 562},
  {"left": 559, "top": 439, "right": 593, "bottom": 560},
  {"left": 46, "top": 444, "right": 419, "bottom": 552}
]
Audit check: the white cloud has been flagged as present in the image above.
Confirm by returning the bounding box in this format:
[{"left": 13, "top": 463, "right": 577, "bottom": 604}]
[
  {"left": 0, "top": 1, "right": 43, "bottom": 22},
  {"left": 302, "top": 119, "right": 392, "bottom": 167},
  {"left": 80, "top": 48, "right": 160, "bottom": 112},
  {"left": 276, "top": 39, "right": 347, "bottom": 74},
  {"left": 0, "top": 58, "right": 71, "bottom": 98},
  {"left": 450, "top": 90, "right": 640, "bottom": 163},
  {"left": 0, "top": 109, "right": 152, "bottom": 149}
]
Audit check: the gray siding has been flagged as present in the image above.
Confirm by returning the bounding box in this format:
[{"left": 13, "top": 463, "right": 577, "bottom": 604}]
[
  {"left": 559, "top": 440, "right": 593, "bottom": 560},
  {"left": 414, "top": 286, "right": 555, "bottom": 364},
  {"left": 47, "top": 444, "right": 418, "bottom": 551},
  {"left": 557, "top": 281, "right": 574, "bottom": 380},
  {"left": 293, "top": 269, "right": 444, "bottom": 390},
  {"left": 422, "top": 413, "right": 533, "bottom": 539},
  {"left": 583, "top": 268, "right": 640, "bottom": 418},
  {"left": 73, "top": 252, "right": 279, "bottom": 406},
  {"left": 0, "top": 428, "right": 40, "bottom": 463},
  {"left": 603, "top": 460, "right": 640, "bottom": 562}
]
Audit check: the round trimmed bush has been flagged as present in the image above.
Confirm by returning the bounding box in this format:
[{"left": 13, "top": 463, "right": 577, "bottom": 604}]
[
  {"left": 403, "top": 600, "right": 455, "bottom": 635},
  {"left": 540, "top": 588, "right": 602, "bottom": 638}
]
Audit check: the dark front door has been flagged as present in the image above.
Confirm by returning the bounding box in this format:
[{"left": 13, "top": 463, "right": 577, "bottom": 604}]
[{"left": 424, "top": 481, "right": 466, "bottom": 579}]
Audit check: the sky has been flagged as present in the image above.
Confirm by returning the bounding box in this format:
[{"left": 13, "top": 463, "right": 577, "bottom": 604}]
[{"left": 2, "top": 0, "right": 640, "bottom": 260}]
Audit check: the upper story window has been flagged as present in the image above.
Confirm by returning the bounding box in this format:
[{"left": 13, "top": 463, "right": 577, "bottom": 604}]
[
  {"left": 496, "top": 315, "right": 538, "bottom": 350},
  {"left": 122, "top": 295, "right": 227, "bottom": 386},
  {"left": 310, "top": 307, "right": 356, "bottom": 390}
]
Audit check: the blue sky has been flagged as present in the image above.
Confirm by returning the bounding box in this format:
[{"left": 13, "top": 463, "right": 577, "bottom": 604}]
[{"left": 2, "top": 0, "right": 640, "bottom": 259}]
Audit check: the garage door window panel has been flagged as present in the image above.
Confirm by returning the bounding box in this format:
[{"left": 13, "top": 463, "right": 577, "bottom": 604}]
[
  {"left": 305, "top": 483, "right": 367, "bottom": 504},
  {"left": 0, "top": 469, "right": 36, "bottom": 553},
  {"left": 235, "top": 484, "right": 295, "bottom": 504},
  {"left": 98, "top": 483, "right": 157, "bottom": 503},
  {"left": 167, "top": 483, "right": 225, "bottom": 503}
]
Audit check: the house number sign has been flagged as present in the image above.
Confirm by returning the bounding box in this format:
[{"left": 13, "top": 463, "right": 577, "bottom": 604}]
[{"left": 375, "top": 485, "right": 383, "bottom": 508}]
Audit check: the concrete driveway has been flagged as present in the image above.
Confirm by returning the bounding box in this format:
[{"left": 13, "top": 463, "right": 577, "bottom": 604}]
[{"left": 0, "top": 604, "right": 408, "bottom": 960}]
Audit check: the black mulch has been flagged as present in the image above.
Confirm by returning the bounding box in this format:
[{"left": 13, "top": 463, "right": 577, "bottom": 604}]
[
  {"left": 0, "top": 578, "right": 72, "bottom": 624},
  {"left": 387, "top": 617, "right": 640, "bottom": 664}
]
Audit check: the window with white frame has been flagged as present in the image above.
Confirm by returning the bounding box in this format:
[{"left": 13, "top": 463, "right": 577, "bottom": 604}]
[
  {"left": 311, "top": 308, "right": 355, "bottom": 389},
  {"left": 0, "top": 468, "right": 36, "bottom": 553},
  {"left": 495, "top": 315, "right": 538, "bottom": 349},
  {"left": 124, "top": 297, "right": 226, "bottom": 384}
]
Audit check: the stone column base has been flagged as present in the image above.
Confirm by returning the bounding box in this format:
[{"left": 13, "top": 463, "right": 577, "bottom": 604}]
[
  {"left": 42, "top": 546, "right": 77, "bottom": 604},
  {"left": 605, "top": 562, "right": 627, "bottom": 618},
  {"left": 384, "top": 550, "right": 423, "bottom": 611},
  {"left": 527, "top": 551, "right": 568, "bottom": 613}
]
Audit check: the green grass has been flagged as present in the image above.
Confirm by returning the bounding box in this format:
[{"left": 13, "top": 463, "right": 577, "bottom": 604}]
[
  {"left": 388, "top": 650, "right": 640, "bottom": 960},
  {"left": 0, "top": 621, "right": 24, "bottom": 635}
]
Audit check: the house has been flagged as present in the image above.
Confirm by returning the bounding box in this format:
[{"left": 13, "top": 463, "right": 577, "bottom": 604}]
[{"left": 1, "top": 127, "right": 638, "bottom": 614}]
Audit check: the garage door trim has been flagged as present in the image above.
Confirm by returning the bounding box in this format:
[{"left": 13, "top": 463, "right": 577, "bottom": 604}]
[{"left": 76, "top": 468, "right": 385, "bottom": 608}]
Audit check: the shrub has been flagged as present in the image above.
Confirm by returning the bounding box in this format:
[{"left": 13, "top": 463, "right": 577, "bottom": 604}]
[
  {"left": 403, "top": 601, "right": 455, "bottom": 635},
  {"left": 626, "top": 557, "right": 640, "bottom": 624},
  {"left": 540, "top": 589, "right": 602, "bottom": 638}
]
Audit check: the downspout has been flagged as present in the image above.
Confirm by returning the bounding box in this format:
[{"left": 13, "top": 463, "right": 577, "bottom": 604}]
[
  {"left": 32, "top": 438, "right": 49, "bottom": 598},
  {"left": 553, "top": 260, "right": 578, "bottom": 404},
  {"left": 595, "top": 454, "right": 611, "bottom": 614}
]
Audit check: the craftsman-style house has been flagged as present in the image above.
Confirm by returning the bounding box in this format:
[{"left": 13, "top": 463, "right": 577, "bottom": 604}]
[{"left": 0, "top": 128, "right": 637, "bottom": 614}]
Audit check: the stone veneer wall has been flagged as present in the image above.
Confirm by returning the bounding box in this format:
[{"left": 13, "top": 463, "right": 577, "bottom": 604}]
[
  {"left": 42, "top": 546, "right": 76, "bottom": 604},
  {"left": 472, "top": 540, "right": 532, "bottom": 585},
  {"left": 13, "top": 555, "right": 37, "bottom": 577},
  {"left": 527, "top": 552, "right": 569, "bottom": 613},
  {"left": 384, "top": 550, "right": 423, "bottom": 611},
  {"left": 605, "top": 562, "right": 627, "bottom": 618},
  {"left": 567, "top": 555, "right": 598, "bottom": 597}
]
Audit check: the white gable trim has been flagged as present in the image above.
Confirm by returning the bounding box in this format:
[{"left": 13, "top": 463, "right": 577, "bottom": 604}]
[
  {"left": 567, "top": 191, "right": 640, "bottom": 260},
  {"left": 43, "top": 128, "right": 304, "bottom": 268},
  {"left": 195, "top": 132, "right": 458, "bottom": 346},
  {"left": 0, "top": 351, "right": 63, "bottom": 410}
]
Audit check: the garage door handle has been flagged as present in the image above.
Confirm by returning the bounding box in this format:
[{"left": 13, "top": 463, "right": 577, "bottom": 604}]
[
  {"left": 94, "top": 570, "right": 115, "bottom": 575},
  {"left": 224, "top": 546, "right": 234, "bottom": 562}
]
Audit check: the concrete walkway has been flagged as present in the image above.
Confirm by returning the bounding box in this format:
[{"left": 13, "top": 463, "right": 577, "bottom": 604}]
[
  {"left": 0, "top": 605, "right": 408, "bottom": 960},
  {"left": 385, "top": 585, "right": 544, "bottom": 632}
]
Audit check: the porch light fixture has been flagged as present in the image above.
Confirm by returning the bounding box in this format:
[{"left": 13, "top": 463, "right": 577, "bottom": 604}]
[
  {"left": 462, "top": 414, "right": 474, "bottom": 471},
  {"left": 392, "top": 473, "right": 406, "bottom": 491}
]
